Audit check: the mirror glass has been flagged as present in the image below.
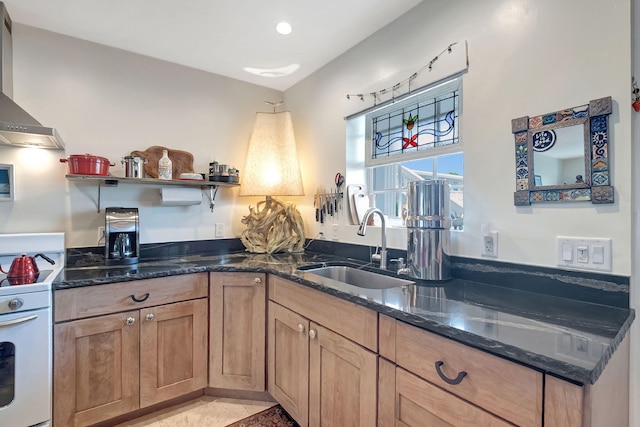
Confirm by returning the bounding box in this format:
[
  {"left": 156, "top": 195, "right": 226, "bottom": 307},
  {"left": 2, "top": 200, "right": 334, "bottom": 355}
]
[{"left": 531, "top": 124, "right": 586, "bottom": 187}]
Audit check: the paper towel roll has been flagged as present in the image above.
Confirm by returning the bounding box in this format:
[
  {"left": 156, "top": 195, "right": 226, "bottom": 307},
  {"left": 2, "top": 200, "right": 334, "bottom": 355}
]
[{"left": 160, "top": 187, "right": 202, "bottom": 205}]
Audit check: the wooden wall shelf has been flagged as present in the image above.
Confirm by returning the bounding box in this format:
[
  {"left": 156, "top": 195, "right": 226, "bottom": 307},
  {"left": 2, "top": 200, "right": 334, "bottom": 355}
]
[{"left": 65, "top": 174, "right": 239, "bottom": 212}]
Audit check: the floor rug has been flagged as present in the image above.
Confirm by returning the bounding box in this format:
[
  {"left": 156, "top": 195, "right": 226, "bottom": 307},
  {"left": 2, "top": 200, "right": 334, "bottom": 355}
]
[{"left": 226, "top": 405, "right": 300, "bottom": 427}]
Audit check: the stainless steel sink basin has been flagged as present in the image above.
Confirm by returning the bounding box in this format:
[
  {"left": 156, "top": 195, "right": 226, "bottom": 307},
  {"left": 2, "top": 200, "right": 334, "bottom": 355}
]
[{"left": 299, "top": 265, "right": 414, "bottom": 289}]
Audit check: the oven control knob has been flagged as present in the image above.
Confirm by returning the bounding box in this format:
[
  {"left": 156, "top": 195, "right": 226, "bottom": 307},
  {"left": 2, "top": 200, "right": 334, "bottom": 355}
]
[{"left": 8, "top": 299, "right": 23, "bottom": 310}]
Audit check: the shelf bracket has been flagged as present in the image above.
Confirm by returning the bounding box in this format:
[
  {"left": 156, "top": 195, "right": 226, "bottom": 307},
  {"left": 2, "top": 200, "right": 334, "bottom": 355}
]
[
  {"left": 206, "top": 186, "right": 219, "bottom": 212},
  {"left": 96, "top": 179, "right": 119, "bottom": 213},
  {"left": 97, "top": 182, "right": 102, "bottom": 213}
]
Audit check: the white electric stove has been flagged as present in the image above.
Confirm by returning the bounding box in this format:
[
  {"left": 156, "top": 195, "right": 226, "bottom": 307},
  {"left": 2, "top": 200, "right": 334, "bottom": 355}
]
[{"left": 0, "top": 233, "right": 65, "bottom": 427}]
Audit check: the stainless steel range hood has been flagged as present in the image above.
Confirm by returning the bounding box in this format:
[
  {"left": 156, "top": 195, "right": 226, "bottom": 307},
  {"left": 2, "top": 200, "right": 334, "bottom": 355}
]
[{"left": 0, "top": 2, "right": 64, "bottom": 149}]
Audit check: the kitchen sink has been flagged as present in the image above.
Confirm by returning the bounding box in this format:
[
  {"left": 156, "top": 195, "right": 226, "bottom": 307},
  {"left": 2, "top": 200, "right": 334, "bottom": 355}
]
[{"left": 298, "top": 265, "right": 414, "bottom": 289}]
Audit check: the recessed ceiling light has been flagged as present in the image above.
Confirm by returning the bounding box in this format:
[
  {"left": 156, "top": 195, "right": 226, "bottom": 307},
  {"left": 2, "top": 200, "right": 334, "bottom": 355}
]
[
  {"left": 275, "top": 22, "right": 292, "bottom": 35},
  {"left": 244, "top": 64, "right": 300, "bottom": 78}
]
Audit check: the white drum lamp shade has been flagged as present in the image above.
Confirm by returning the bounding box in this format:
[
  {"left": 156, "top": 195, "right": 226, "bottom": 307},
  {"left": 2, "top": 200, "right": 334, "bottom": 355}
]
[{"left": 239, "top": 111, "right": 304, "bottom": 196}]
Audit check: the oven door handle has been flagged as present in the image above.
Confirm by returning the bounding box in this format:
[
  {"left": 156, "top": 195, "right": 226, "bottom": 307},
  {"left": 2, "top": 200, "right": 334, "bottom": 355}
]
[{"left": 0, "top": 314, "right": 38, "bottom": 328}]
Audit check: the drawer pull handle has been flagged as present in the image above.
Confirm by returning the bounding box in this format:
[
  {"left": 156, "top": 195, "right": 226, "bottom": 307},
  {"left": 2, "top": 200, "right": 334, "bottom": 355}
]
[
  {"left": 297, "top": 324, "right": 305, "bottom": 333},
  {"left": 145, "top": 313, "right": 155, "bottom": 321},
  {"left": 131, "top": 293, "right": 150, "bottom": 303},
  {"left": 125, "top": 317, "right": 136, "bottom": 326},
  {"left": 435, "top": 361, "right": 467, "bottom": 385},
  {"left": 309, "top": 329, "right": 317, "bottom": 339}
]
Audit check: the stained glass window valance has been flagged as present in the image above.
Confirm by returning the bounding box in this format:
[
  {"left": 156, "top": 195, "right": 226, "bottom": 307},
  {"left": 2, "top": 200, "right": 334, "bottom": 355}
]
[{"left": 365, "top": 77, "right": 461, "bottom": 167}]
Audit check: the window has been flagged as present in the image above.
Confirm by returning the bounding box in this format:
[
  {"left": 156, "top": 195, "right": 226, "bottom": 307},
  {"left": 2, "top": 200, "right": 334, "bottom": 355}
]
[{"left": 361, "top": 77, "right": 463, "bottom": 229}]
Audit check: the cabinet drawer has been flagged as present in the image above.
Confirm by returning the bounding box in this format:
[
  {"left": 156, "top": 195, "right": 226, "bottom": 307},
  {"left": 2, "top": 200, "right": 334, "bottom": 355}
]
[
  {"left": 395, "top": 320, "right": 542, "bottom": 427},
  {"left": 396, "top": 367, "right": 513, "bottom": 427},
  {"left": 55, "top": 273, "right": 209, "bottom": 322},
  {"left": 269, "top": 276, "right": 378, "bottom": 351}
]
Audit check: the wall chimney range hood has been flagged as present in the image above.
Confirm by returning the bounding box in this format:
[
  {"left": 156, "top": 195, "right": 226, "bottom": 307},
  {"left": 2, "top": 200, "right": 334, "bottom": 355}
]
[{"left": 0, "top": 2, "right": 64, "bottom": 149}]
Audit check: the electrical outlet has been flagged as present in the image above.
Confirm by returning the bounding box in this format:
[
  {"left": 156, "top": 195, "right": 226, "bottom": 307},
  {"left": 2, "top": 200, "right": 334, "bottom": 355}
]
[
  {"left": 332, "top": 224, "right": 339, "bottom": 241},
  {"left": 215, "top": 223, "right": 224, "bottom": 238},
  {"left": 482, "top": 231, "right": 498, "bottom": 257},
  {"left": 97, "top": 226, "right": 105, "bottom": 244}
]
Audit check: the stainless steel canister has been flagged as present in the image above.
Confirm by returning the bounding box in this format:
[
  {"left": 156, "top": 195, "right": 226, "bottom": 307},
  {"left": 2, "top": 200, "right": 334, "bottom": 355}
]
[
  {"left": 406, "top": 180, "right": 451, "bottom": 229},
  {"left": 122, "top": 156, "right": 145, "bottom": 178},
  {"left": 406, "top": 180, "right": 451, "bottom": 281}
]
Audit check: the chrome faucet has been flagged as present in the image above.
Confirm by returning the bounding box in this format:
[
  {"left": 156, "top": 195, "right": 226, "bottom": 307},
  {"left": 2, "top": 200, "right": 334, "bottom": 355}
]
[{"left": 357, "top": 207, "right": 387, "bottom": 270}]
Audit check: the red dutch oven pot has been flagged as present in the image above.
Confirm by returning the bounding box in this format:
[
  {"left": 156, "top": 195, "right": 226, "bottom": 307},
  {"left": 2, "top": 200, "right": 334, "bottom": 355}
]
[{"left": 60, "top": 154, "right": 115, "bottom": 176}]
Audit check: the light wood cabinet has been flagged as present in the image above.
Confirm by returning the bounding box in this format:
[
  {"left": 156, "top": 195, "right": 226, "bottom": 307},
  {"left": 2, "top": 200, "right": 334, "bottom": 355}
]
[
  {"left": 269, "top": 276, "right": 377, "bottom": 351},
  {"left": 140, "top": 299, "right": 208, "bottom": 407},
  {"left": 379, "top": 314, "right": 543, "bottom": 427},
  {"left": 53, "top": 274, "right": 208, "bottom": 427},
  {"left": 308, "top": 322, "right": 377, "bottom": 427},
  {"left": 268, "top": 277, "right": 378, "bottom": 427},
  {"left": 209, "top": 272, "right": 266, "bottom": 391},
  {"left": 379, "top": 358, "right": 512, "bottom": 427},
  {"left": 54, "top": 310, "right": 140, "bottom": 427},
  {"left": 268, "top": 301, "right": 309, "bottom": 426}
]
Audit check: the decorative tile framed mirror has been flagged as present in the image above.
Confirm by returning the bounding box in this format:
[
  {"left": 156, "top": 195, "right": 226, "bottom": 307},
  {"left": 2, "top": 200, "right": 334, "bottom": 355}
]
[{"left": 511, "top": 96, "right": 613, "bottom": 206}]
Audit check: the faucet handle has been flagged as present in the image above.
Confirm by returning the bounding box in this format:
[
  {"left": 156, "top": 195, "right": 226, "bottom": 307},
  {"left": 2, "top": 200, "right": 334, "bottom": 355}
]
[
  {"left": 390, "top": 257, "right": 405, "bottom": 267},
  {"left": 390, "top": 257, "right": 410, "bottom": 275}
]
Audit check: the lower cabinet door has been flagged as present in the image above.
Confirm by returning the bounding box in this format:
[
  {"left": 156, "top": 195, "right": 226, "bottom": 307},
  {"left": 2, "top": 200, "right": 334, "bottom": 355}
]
[
  {"left": 53, "top": 311, "right": 140, "bottom": 427},
  {"left": 308, "top": 322, "right": 377, "bottom": 427},
  {"left": 139, "top": 298, "right": 208, "bottom": 407},
  {"left": 209, "top": 272, "right": 266, "bottom": 391},
  {"left": 395, "top": 367, "right": 513, "bottom": 427},
  {"left": 268, "top": 301, "right": 310, "bottom": 427}
]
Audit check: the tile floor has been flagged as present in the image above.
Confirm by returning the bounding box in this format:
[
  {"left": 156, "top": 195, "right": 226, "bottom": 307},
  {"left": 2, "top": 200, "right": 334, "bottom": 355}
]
[{"left": 114, "top": 396, "right": 275, "bottom": 427}]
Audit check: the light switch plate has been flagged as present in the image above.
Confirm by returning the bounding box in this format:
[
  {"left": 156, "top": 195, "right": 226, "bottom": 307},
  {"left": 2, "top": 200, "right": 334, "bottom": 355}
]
[{"left": 556, "top": 237, "right": 612, "bottom": 272}]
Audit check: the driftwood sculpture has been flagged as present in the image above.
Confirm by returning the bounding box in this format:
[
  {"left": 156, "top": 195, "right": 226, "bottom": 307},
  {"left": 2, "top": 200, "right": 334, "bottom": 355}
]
[{"left": 241, "top": 197, "right": 305, "bottom": 254}]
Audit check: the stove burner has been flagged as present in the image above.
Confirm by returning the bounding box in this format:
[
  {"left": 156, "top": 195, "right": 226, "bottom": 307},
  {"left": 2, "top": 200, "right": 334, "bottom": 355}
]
[{"left": 0, "top": 270, "right": 54, "bottom": 286}]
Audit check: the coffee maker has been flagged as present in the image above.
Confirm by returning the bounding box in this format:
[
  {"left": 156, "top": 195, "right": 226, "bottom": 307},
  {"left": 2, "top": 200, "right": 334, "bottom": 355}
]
[{"left": 105, "top": 207, "right": 139, "bottom": 265}]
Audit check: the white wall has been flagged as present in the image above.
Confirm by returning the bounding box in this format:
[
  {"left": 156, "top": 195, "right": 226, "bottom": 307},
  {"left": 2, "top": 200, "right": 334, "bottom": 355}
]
[
  {"left": 0, "top": 24, "right": 281, "bottom": 247},
  {"left": 286, "top": 0, "right": 633, "bottom": 275}
]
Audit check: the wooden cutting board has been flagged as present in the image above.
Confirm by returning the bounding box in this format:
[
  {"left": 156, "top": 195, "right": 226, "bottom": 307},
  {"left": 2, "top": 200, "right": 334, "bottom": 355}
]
[{"left": 130, "top": 146, "right": 195, "bottom": 179}]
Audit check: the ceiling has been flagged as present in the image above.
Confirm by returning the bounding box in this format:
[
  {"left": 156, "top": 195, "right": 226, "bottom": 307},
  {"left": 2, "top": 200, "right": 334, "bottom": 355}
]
[{"left": 2, "top": 0, "right": 423, "bottom": 91}]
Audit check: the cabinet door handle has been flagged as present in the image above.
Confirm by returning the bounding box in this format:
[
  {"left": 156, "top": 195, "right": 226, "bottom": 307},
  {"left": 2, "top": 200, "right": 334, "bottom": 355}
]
[
  {"left": 309, "top": 329, "right": 317, "bottom": 339},
  {"left": 145, "top": 313, "right": 155, "bottom": 321},
  {"left": 297, "top": 324, "right": 305, "bottom": 333},
  {"left": 435, "top": 360, "right": 467, "bottom": 385},
  {"left": 254, "top": 277, "right": 262, "bottom": 284},
  {"left": 131, "top": 293, "right": 150, "bottom": 303},
  {"left": 125, "top": 317, "right": 136, "bottom": 326}
]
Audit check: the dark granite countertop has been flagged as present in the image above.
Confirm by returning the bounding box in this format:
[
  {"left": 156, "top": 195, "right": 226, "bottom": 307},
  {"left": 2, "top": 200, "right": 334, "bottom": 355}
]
[{"left": 54, "top": 250, "right": 635, "bottom": 385}]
